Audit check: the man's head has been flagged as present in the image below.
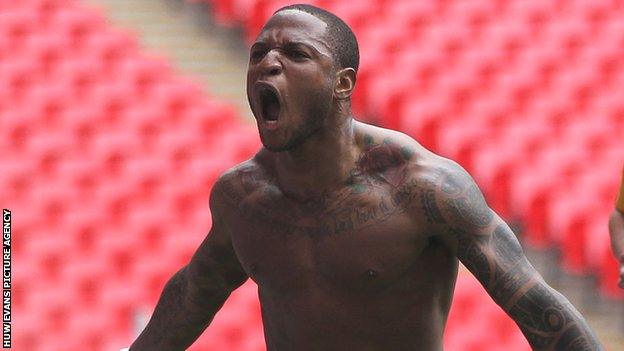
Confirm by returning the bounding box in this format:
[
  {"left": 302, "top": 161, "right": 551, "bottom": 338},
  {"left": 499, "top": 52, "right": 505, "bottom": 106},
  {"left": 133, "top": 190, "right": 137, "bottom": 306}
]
[
  {"left": 246, "top": 4, "right": 359, "bottom": 152},
  {"left": 277, "top": 4, "right": 360, "bottom": 74}
]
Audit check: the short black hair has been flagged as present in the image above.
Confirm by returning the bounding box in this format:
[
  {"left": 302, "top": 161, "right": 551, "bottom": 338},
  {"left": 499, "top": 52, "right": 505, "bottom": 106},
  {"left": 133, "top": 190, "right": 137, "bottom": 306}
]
[{"left": 273, "top": 4, "right": 359, "bottom": 73}]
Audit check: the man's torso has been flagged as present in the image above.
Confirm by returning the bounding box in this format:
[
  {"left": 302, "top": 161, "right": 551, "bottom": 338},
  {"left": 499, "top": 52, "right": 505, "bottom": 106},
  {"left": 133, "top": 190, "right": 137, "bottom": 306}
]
[{"left": 217, "top": 124, "right": 459, "bottom": 350}]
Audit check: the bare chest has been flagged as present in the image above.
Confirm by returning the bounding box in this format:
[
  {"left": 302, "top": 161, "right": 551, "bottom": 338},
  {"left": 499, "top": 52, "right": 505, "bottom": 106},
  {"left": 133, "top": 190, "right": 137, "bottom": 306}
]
[{"left": 227, "top": 179, "right": 432, "bottom": 294}]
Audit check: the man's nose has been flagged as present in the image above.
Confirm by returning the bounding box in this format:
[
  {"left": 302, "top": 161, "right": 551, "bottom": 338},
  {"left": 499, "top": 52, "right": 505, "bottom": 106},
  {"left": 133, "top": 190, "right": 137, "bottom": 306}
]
[{"left": 261, "top": 50, "right": 282, "bottom": 76}]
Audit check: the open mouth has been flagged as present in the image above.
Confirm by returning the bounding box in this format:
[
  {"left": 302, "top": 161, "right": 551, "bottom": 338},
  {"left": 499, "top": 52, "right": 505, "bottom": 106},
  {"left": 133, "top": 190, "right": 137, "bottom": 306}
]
[{"left": 258, "top": 85, "right": 281, "bottom": 123}]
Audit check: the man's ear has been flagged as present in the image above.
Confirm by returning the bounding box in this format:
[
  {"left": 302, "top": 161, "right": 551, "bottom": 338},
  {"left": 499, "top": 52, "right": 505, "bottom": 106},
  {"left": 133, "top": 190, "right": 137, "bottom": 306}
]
[{"left": 334, "top": 68, "right": 356, "bottom": 100}]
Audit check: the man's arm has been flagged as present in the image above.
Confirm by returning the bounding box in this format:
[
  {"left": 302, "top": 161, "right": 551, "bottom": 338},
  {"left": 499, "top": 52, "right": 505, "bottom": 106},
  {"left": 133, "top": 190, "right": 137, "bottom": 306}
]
[
  {"left": 609, "top": 209, "right": 624, "bottom": 288},
  {"left": 423, "top": 161, "right": 603, "bottom": 350},
  {"left": 130, "top": 178, "right": 248, "bottom": 351},
  {"left": 610, "top": 171, "right": 624, "bottom": 288}
]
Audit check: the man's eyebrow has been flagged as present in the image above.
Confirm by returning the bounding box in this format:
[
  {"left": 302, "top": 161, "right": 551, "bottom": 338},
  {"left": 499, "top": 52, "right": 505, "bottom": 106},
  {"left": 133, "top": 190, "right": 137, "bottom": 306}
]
[
  {"left": 250, "top": 42, "right": 267, "bottom": 50},
  {"left": 284, "top": 41, "right": 329, "bottom": 56},
  {"left": 282, "top": 41, "right": 315, "bottom": 51},
  {"left": 250, "top": 39, "right": 329, "bottom": 57},
  {"left": 283, "top": 41, "right": 312, "bottom": 47}
]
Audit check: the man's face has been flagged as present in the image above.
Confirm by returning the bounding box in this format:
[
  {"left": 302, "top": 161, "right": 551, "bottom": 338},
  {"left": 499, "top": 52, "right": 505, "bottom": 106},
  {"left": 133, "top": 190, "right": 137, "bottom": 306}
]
[{"left": 246, "top": 10, "right": 336, "bottom": 152}]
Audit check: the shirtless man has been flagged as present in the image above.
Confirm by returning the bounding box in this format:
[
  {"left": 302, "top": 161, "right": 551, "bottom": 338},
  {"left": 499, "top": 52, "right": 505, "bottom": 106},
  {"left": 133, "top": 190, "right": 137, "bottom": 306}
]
[
  {"left": 609, "top": 168, "right": 624, "bottom": 288},
  {"left": 129, "top": 4, "right": 603, "bottom": 350}
]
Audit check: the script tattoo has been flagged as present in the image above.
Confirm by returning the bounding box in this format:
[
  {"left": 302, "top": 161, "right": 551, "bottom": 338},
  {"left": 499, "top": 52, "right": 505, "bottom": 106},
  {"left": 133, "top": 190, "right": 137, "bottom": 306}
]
[
  {"left": 219, "top": 135, "right": 419, "bottom": 239},
  {"left": 232, "top": 182, "right": 409, "bottom": 239},
  {"left": 430, "top": 163, "right": 603, "bottom": 350}
]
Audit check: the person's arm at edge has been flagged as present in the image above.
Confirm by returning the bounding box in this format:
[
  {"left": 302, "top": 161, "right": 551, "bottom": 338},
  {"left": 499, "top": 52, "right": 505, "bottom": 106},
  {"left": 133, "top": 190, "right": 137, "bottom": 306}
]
[
  {"left": 423, "top": 160, "right": 604, "bottom": 350},
  {"left": 129, "top": 175, "right": 248, "bottom": 351},
  {"left": 609, "top": 177, "right": 624, "bottom": 288}
]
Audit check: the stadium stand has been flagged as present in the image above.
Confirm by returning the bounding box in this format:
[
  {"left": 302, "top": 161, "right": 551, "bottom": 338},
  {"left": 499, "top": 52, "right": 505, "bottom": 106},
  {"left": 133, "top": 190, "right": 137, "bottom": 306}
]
[
  {"left": 2, "top": 0, "right": 623, "bottom": 350},
  {"left": 1, "top": 0, "right": 262, "bottom": 350}
]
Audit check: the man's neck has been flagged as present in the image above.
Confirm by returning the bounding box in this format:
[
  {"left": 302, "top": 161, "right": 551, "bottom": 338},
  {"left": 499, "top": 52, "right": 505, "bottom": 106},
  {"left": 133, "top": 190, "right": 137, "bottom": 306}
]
[{"left": 272, "top": 117, "right": 360, "bottom": 198}]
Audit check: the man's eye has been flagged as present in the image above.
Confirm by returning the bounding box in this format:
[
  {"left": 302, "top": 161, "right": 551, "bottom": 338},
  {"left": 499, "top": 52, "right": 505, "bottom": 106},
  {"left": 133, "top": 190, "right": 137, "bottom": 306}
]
[{"left": 289, "top": 50, "right": 309, "bottom": 59}]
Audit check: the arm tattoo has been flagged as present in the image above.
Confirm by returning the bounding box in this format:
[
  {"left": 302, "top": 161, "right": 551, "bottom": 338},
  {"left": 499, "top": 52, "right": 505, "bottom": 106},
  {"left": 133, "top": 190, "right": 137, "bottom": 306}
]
[
  {"left": 131, "top": 268, "right": 228, "bottom": 350},
  {"left": 441, "top": 170, "right": 493, "bottom": 228},
  {"left": 420, "top": 187, "right": 445, "bottom": 224},
  {"left": 131, "top": 179, "right": 247, "bottom": 351},
  {"left": 457, "top": 224, "right": 603, "bottom": 350},
  {"left": 421, "top": 167, "right": 493, "bottom": 227},
  {"left": 430, "top": 164, "right": 604, "bottom": 350}
]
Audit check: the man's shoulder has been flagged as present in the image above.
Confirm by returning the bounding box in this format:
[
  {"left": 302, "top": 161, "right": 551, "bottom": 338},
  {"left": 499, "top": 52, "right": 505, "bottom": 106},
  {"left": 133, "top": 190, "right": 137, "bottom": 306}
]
[
  {"left": 210, "top": 156, "right": 271, "bottom": 208},
  {"left": 356, "top": 122, "right": 468, "bottom": 179},
  {"left": 407, "top": 151, "right": 492, "bottom": 231},
  {"left": 217, "top": 157, "right": 266, "bottom": 183},
  {"left": 356, "top": 122, "right": 423, "bottom": 154},
  {"left": 355, "top": 124, "right": 490, "bottom": 231},
  {"left": 355, "top": 123, "right": 424, "bottom": 175},
  {"left": 416, "top": 155, "right": 473, "bottom": 189}
]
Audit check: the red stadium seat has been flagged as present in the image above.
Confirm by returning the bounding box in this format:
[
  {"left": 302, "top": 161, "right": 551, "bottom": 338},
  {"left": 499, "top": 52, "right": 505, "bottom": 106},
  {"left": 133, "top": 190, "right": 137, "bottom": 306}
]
[
  {"left": 4, "top": 1, "right": 257, "bottom": 349},
  {"left": 52, "top": 6, "right": 107, "bottom": 51}
]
